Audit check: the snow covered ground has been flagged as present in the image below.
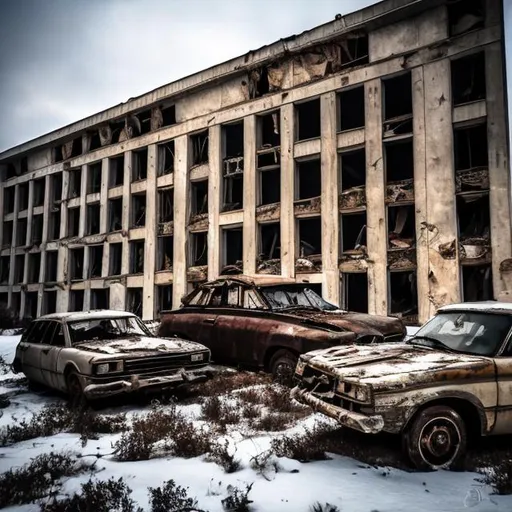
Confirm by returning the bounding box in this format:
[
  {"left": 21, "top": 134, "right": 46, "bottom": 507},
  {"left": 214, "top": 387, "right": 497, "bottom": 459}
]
[{"left": 0, "top": 334, "right": 510, "bottom": 512}]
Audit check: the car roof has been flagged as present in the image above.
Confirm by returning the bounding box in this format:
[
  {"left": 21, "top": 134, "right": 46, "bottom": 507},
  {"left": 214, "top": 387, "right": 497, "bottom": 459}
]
[
  {"left": 438, "top": 301, "right": 512, "bottom": 314},
  {"left": 200, "top": 275, "right": 307, "bottom": 288},
  {"left": 36, "top": 310, "right": 137, "bottom": 322}
]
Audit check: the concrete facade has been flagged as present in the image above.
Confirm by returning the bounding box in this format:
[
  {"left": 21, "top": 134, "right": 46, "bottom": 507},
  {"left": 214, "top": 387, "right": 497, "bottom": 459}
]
[{"left": 0, "top": 0, "right": 511, "bottom": 324}]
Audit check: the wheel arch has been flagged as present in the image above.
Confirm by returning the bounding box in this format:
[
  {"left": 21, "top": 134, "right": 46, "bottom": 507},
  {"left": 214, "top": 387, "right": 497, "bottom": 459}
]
[{"left": 263, "top": 346, "right": 300, "bottom": 372}]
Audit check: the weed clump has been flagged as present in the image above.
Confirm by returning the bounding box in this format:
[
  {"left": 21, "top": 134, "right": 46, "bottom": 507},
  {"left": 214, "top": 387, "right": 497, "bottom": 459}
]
[
  {"left": 207, "top": 440, "right": 242, "bottom": 473},
  {"left": 479, "top": 459, "right": 512, "bottom": 495},
  {"left": 221, "top": 483, "right": 254, "bottom": 511}
]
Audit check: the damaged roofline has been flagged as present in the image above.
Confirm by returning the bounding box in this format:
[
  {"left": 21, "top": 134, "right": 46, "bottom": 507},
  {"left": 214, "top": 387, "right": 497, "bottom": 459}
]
[{"left": 0, "top": 0, "right": 433, "bottom": 162}]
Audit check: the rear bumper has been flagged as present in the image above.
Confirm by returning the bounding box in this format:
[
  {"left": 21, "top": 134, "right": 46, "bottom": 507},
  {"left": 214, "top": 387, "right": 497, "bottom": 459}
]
[
  {"left": 291, "top": 386, "right": 384, "bottom": 434},
  {"left": 82, "top": 365, "right": 218, "bottom": 399}
]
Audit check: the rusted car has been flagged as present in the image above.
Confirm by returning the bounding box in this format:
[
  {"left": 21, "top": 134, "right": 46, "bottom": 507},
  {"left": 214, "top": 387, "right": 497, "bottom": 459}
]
[
  {"left": 291, "top": 301, "right": 512, "bottom": 470},
  {"left": 159, "top": 276, "right": 406, "bottom": 379},
  {"left": 12, "top": 310, "right": 212, "bottom": 402}
]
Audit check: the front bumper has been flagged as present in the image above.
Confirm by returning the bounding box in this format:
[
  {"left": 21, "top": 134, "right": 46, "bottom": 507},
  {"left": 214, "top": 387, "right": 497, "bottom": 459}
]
[
  {"left": 291, "top": 386, "right": 384, "bottom": 434},
  {"left": 82, "top": 365, "right": 218, "bottom": 399}
]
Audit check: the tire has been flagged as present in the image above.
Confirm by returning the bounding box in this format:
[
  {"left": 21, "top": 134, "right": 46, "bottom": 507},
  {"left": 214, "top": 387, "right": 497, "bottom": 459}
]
[
  {"left": 403, "top": 405, "right": 467, "bottom": 471},
  {"left": 269, "top": 350, "right": 298, "bottom": 386},
  {"left": 65, "top": 371, "right": 87, "bottom": 409}
]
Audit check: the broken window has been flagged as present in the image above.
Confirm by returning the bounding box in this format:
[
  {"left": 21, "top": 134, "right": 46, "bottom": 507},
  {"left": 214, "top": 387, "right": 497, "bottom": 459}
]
[
  {"left": 191, "top": 180, "right": 208, "bottom": 216},
  {"left": 298, "top": 217, "right": 322, "bottom": 257},
  {"left": 51, "top": 173, "right": 62, "bottom": 204},
  {"left": 25, "top": 292, "right": 38, "bottom": 319},
  {"left": 27, "top": 253, "right": 41, "bottom": 284},
  {"left": 68, "top": 168, "right": 82, "bottom": 199},
  {"left": 130, "top": 240, "right": 145, "bottom": 274},
  {"left": 224, "top": 122, "right": 244, "bottom": 159},
  {"left": 222, "top": 169, "right": 244, "bottom": 212},
  {"left": 69, "top": 290, "right": 84, "bottom": 312},
  {"left": 68, "top": 207, "right": 80, "bottom": 237},
  {"left": 6, "top": 162, "right": 17, "bottom": 179},
  {"left": 3, "top": 221, "right": 13, "bottom": 247},
  {"left": 340, "top": 32, "right": 369, "bottom": 68},
  {"left": 88, "top": 131, "right": 101, "bottom": 151},
  {"left": 46, "top": 251, "right": 58, "bottom": 282},
  {"left": 109, "top": 243, "right": 122, "bottom": 276},
  {"left": 89, "top": 245, "right": 104, "bottom": 278},
  {"left": 32, "top": 215, "right": 43, "bottom": 245},
  {"left": 14, "top": 255, "right": 25, "bottom": 284},
  {"left": 33, "top": 178, "right": 46, "bottom": 207},
  {"left": 259, "top": 222, "right": 280, "bottom": 260},
  {"left": 3, "top": 188, "right": 14, "bottom": 214},
  {"left": 451, "top": 52, "right": 486, "bottom": 106},
  {"left": 70, "top": 248, "right": 84, "bottom": 280},
  {"left": 296, "top": 99, "right": 321, "bottom": 141},
  {"left": 383, "top": 72, "right": 412, "bottom": 122},
  {"left": 43, "top": 291, "right": 57, "bottom": 315},
  {"left": 59, "top": 137, "right": 82, "bottom": 161},
  {"left": 91, "top": 289, "right": 109, "bottom": 310},
  {"left": 108, "top": 198, "right": 123, "bottom": 232},
  {"left": 191, "top": 131, "right": 209, "bottom": 166},
  {"left": 258, "top": 112, "right": 280, "bottom": 148},
  {"left": 132, "top": 148, "right": 148, "bottom": 181},
  {"left": 157, "top": 236, "right": 173, "bottom": 271},
  {"left": 296, "top": 158, "right": 321, "bottom": 200},
  {"left": 109, "top": 155, "right": 125, "bottom": 187},
  {"left": 389, "top": 270, "right": 418, "bottom": 318},
  {"left": 388, "top": 205, "right": 416, "bottom": 249},
  {"left": 190, "top": 232, "right": 207, "bottom": 267},
  {"left": 259, "top": 166, "right": 280, "bottom": 206},
  {"left": 48, "top": 209, "right": 61, "bottom": 241},
  {"left": 341, "top": 149, "right": 365, "bottom": 190},
  {"left": 158, "top": 141, "right": 175, "bottom": 176},
  {"left": 338, "top": 86, "right": 365, "bottom": 131},
  {"left": 454, "top": 124, "right": 488, "bottom": 171},
  {"left": 462, "top": 264, "right": 492, "bottom": 301},
  {"left": 157, "top": 285, "right": 173, "bottom": 314},
  {"left": 0, "top": 256, "right": 9, "bottom": 284},
  {"left": 222, "top": 227, "right": 243, "bottom": 268},
  {"left": 161, "top": 105, "right": 176, "bottom": 127},
  {"left": 158, "top": 188, "right": 174, "bottom": 222},
  {"left": 457, "top": 194, "right": 490, "bottom": 241},
  {"left": 448, "top": 0, "right": 484, "bottom": 37},
  {"left": 16, "top": 219, "right": 26, "bottom": 246},
  {"left": 341, "top": 212, "right": 367, "bottom": 253},
  {"left": 19, "top": 183, "right": 29, "bottom": 211},
  {"left": 11, "top": 293, "right": 20, "bottom": 315},
  {"left": 249, "top": 67, "right": 270, "bottom": 99},
  {"left": 21, "top": 157, "right": 28, "bottom": 174},
  {"left": 385, "top": 139, "right": 414, "bottom": 182},
  {"left": 222, "top": 122, "right": 244, "bottom": 212},
  {"left": 54, "top": 146, "right": 63, "bottom": 163},
  {"left": 127, "top": 288, "right": 143, "bottom": 317},
  {"left": 342, "top": 273, "right": 368, "bottom": 313},
  {"left": 131, "top": 193, "right": 146, "bottom": 228},
  {"left": 88, "top": 162, "right": 102, "bottom": 194},
  {"left": 136, "top": 109, "right": 152, "bottom": 135},
  {"left": 87, "top": 203, "right": 101, "bottom": 235}
]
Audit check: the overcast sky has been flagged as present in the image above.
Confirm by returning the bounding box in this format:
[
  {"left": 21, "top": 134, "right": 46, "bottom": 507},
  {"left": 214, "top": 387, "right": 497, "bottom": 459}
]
[{"left": 0, "top": 0, "right": 510, "bottom": 153}]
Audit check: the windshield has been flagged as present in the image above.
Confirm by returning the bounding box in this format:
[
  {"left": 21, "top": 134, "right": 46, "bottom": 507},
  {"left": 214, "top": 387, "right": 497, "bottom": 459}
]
[
  {"left": 68, "top": 316, "right": 153, "bottom": 344},
  {"left": 410, "top": 311, "right": 512, "bottom": 356},
  {"left": 261, "top": 286, "right": 338, "bottom": 311}
]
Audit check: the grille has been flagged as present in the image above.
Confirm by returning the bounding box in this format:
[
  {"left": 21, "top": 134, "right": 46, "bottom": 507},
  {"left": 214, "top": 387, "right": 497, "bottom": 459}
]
[{"left": 123, "top": 352, "right": 208, "bottom": 377}]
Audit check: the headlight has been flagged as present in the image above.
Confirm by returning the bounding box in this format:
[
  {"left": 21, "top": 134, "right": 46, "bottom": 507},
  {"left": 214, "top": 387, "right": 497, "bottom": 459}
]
[
  {"left": 94, "top": 361, "right": 123, "bottom": 375},
  {"left": 337, "top": 381, "right": 371, "bottom": 403},
  {"left": 191, "top": 353, "right": 204, "bottom": 362},
  {"left": 295, "top": 359, "right": 307, "bottom": 376}
]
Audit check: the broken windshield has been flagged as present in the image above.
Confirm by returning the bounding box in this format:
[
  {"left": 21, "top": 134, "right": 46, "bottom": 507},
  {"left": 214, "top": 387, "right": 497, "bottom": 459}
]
[
  {"left": 410, "top": 311, "right": 512, "bottom": 356},
  {"left": 68, "top": 317, "right": 153, "bottom": 344},
  {"left": 262, "top": 286, "right": 338, "bottom": 311}
]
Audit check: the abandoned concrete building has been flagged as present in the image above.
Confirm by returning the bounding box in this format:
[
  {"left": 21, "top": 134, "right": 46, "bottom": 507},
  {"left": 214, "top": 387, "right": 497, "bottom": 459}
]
[{"left": 0, "top": 0, "right": 511, "bottom": 324}]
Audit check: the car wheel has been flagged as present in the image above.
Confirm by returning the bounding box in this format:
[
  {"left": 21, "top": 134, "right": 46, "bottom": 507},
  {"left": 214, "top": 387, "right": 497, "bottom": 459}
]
[
  {"left": 403, "top": 405, "right": 467, "bottom": 471},
  {"left": 269, "top": 350, "right": 298, "bottom": 386},
  {"left": 65, "top": 371, "right": 86, "bottom": 409}
]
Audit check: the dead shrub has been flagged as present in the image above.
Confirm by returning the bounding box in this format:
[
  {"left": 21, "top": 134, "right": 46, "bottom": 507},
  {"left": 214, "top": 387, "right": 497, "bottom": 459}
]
[
  {"left": 0, "top": 452, "right": 94, "bottom": 508},
  {"left": 236, "top": 388, "right": 261, "bottom": 405},
  {"left": 167, "top": 415, "right": 214, "bottom": 459},
  {"left": 189, "top": 371, "right": 271, "bottom": 399},
  {"left": 148, "top": 479, "right": 206, "bottom": 512},
  {"left": 207, "top": 440, "right": 242, "bottom": 473},
  {"left": 221, "top": 483, "right": 254, "bottom": 512},
  {"left": 310, "top": 503, "right": 340, "bottom": 512},
  {"left": 479, "top": 459, "right": 512, "bottom": 495},
  {"left": 263, "top": 386, "right": 309, "bottom": 417},
  {"left": 249, "top": 450, "right": 279, "bottom": 481},
  {"left": 241, "top": 403, "right": 260, "bottom": 420},
  {"left": 252, "top": 412, "right": 290, "bottom": 432},
  {"left": 201, "top": 396, "right": 241, "bottom": 432}
]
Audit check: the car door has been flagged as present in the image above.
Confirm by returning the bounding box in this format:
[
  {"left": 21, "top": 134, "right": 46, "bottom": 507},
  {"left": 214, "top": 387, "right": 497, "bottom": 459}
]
[
  {"left": 39, "top": 321, "right": 66, "bottom": 391},
  {"left": 493, "top": 334, "right": 512, "bottom": 435},
  {"left": 19, "top": 321, "right": 48, "bottom": 384}
]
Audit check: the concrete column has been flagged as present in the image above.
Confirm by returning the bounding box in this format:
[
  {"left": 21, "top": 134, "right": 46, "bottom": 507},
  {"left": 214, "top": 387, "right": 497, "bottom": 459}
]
[
  {"left": 173, "top": 135, "right": 189, "bottom": 308},
  {"left": 364, "top": 79, "right": 387, "bottom": 315},
  {"left": 25, "top": 181, "right": 34, "bottom": 247},
  {"left": 423, "top": 59, "right": 459, "bottom": 312},
  {"left": 78, "top": 164, "right": 87, "bottom": 237},
  {"left": 39, "top": 175, "right": 51, "bottom": 291},
  {"left": 99, "top": 158, "right": 109, "bottom": 234},
  {"left": 143, "top": 144, "right": 157, "bottom": 319},
  {"left": 57, "top": 171, "right": 69, "bottom": 312},
  {"left": 208, "top": 125, "right": 221, "bottom": 280},
  {"left": 320, "top": 92, "right": 340, "bottom": 305},
  {"left": 243, "top": 115, "right": 257, "bottom": 275},
  {"left": 485, "top": 42, "right": 512, "bottom": 298},
  {"left": 8, "top": 185, "right": 20, "bottom": 287},
  {"left": 280, "top": 104, "right": 295, "bottom": 278},
  {"left": 121, "top": 153, "right": 132, "bottom": 276},
  {"left": 412, "top": 67, "right": 430, "bottom": 323}
]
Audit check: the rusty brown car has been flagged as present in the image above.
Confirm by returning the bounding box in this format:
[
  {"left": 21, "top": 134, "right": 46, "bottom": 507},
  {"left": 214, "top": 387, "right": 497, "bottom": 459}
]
[
  {"left": 12, "top": 310, "right": 212, "bottom": 402},
  {"left": 159, "top": 276, "right": 406, "bottom": 379},
  {"left": 292, "top": 301, "right": 512, "bottom": 470}
]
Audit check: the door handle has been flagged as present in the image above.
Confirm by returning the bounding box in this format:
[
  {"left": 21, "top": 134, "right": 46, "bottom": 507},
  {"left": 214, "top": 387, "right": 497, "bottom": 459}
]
[
  {"left": 20, "top": 344, "right": 29, "bottom": 352},
  {"left": 42, "top": 348, "right": 50, "bottom": 355},
  {"left": 203, "top": 318, "right": 216, "bottom": 325}
]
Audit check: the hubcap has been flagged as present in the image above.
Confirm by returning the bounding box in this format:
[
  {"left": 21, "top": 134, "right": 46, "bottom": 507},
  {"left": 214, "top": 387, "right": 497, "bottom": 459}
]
[{"left": 418, "top": 417, "right": 461, "bottom": 469}]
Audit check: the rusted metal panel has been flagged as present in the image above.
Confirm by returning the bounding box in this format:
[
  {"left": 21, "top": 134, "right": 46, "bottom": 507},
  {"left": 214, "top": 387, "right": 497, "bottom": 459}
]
[
  {"left": 388, "top": 247, "right": 417, "bottom": 270},
  {"left": 158, "top": 221, "right": 174, "bottom": 236},
  {"left": 339, "top": 186, "right": 366, "bottom": 210},
  {"left": 256, "top": 203, "right": 281, "bottom": 222},
  {"left": 294, "top": 196, "right": 321, "bottom": 217},
  {"left": 187, "top": 265, "right": 208, "bottom": 283},
  {"left": 188, "top": 213, "right": 209, "bottom": 232},
  {"left": 459, "top": 238, "right": 491, "bottom": 263},
  {"left": 455, "top": 167, "right": 489, "bottom": 193},
  {"left": 386, "top": 179, "right": 414, "bottom": 203}
]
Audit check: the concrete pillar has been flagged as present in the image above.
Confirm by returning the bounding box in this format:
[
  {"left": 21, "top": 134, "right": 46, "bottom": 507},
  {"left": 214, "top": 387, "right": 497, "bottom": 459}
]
[
  {"left": 99, "top": 158, "right": 109, "bottom": 234},
  {"left": 57, "top": 171, "right": 70, "bottom": 312},
  {"left": 485, "top": 42, "right": 512, "bottom": 297},
  {"left": 280, "top": 104, "right": 295, "bottom": 278},
  {"left": 243, "top": 115, "right": 257, "bottom": 275},
  {"left": 173, "top": 135, "right": 189, "bottom": 308},
  {"left": 320, "top": 92, "right": 340, "bottom": 305},
  {"left": 208, "top": 125, "right": 221, "bottom": 280},
  {"left": 78, "top": 164, "right": 87, "bottom": 237},
  {"left": 364, "top": 79, "right": 387, "bottom": 315},
  {"left": 143, "top": 145, "right": 157, "bottom": 319},
  {"left": 423, "top": 59, "right": 459, "bottom": 312},
  {"left": 121, "top": 153, "right": 132, "bottom": 276},
  {"left": 25, "top": 181, "right": 34, "bottom": 248},
  {"left": 8, "top": 185, "right": 20, "bottom": 287}
]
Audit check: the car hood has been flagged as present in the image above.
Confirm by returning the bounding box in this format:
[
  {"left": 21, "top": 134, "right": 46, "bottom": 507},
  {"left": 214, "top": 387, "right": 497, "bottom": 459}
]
[
  {"left": 301, "top": 343, "right": 494, "bottom": 391},
  {"left": 74, "top": 336, "right": 207, "bottom": 356},
  {"left": 279, "top": 309, "right": 405, "bottom": 339}
]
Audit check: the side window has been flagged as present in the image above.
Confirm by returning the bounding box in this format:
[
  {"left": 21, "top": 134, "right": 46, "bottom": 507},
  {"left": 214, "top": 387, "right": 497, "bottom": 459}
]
[
  {"left": 502, "top": 337, "right": 512, "bottom": 356},
  {"left": 26, "top": 322, "right": 49, "bottom": 344},
  {"left": 209, "top": 288, "right": 224, "bottom": 307},
  {"left": 227, "top": 286, "right": 241, "bottom": 307},
  {"left": 41, "top": 322, "right": 57, "bottom": 345},
  {"left": 243, "top": 289, "right": 265, "bottom": 309},
  {"left": 21, "top": 323, "right": 35, "bottom": 343},
  {"left": 45, "top": 322, "right": 65, "bottom": 347}
]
